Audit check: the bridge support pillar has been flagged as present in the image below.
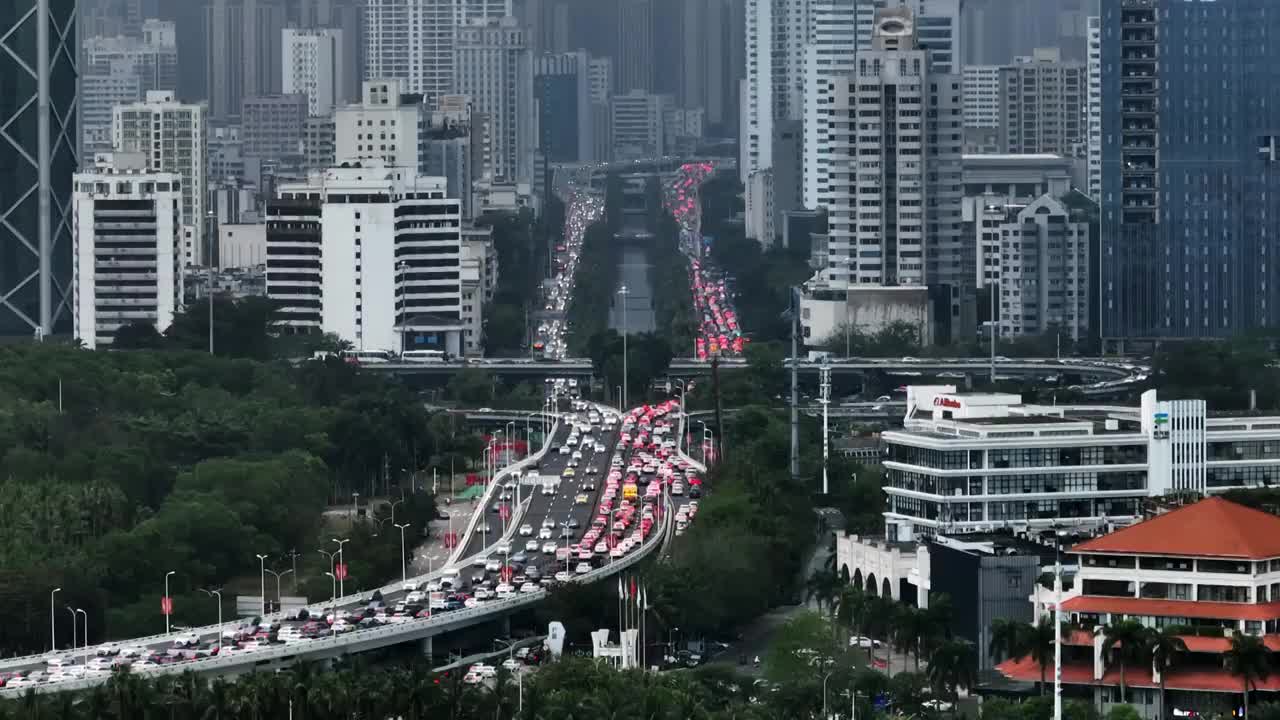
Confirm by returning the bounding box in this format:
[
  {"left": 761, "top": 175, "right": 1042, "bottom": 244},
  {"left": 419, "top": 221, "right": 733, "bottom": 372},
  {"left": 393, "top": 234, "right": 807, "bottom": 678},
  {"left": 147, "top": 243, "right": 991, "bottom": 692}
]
[
  {"left": 501, "top": 616, "right": 511, "bottom": 637},
  {"left": 419, "top": 636, "right": 434, "bottom": 663},
  {"left": 964, "top": 373, "right": 974, "bottom": 391}
]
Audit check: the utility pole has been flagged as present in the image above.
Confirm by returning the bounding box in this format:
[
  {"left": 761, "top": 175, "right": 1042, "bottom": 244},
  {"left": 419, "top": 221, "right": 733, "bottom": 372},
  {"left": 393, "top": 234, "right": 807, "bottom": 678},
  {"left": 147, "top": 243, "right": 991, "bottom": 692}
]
[
  {"left": 819, "top": 360, "right": 831, "bottom": 495},
  {"left": 789, "top": 287, "right": 801, "bottom": 482},
  {"left": 711, "top": 355, "right": 723, "bottom": 461}
]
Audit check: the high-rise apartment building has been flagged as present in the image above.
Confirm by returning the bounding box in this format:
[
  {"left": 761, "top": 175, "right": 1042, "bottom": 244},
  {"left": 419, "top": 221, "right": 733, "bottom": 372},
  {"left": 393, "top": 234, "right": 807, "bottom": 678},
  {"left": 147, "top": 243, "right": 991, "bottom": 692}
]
[
  {"left": 678, "top": 0, "right": 741, "bottom": 130},
  {"left": 1, "top": 0, "right": 79, "bottom": 339},
  {"left": 741, "top": 0, "right": 807, "bottom": 183},
  {"left": 303, "top": 115, "right": 335, "bottom": 171},
  {"left": 1101, "top": 0, "right": 1280, "bottom": 342},
  {"left": 112, "top": 91, "right": 208, "bottom": 266},
  {"left": 534, "top": 51, "right": 594, "bottom": 163},
  {"left": 973, "top": 195, "right": 1089, "bottom": 341},
  {"left": 996, "top": 48, "right": 1085, "bottom": 157},
  {"left": 455, "top": 17, "right": 533, "bottom": 184},
  {"left": 72, "top": 152, "right": 183, "bottom": 349},
  {"left": 282, "top": 28, "right": 345, "bottom": 117},
  {"left": 961, "top": 65, "right": 1001, "bottom": 129},
  {"left": 616, "top": 0, "right": 654, "bottom": 93},
  {"left": 819, "top": 6, "right": 962, "bottom": 292},
  {"left": 266, "top": 162, "right": 466, "bottom": 355},
  {"left": 801, "top": 0, "right": 879, "bottom": 209},
  {"left": 1086, "top": 15, "right": 1101, "bottom": 203}
]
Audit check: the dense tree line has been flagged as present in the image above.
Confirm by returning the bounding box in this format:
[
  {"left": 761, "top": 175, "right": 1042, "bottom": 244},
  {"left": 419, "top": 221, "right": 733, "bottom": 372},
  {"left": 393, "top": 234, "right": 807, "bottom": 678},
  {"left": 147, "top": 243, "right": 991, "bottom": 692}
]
[
  {"left": 565, "top": 219, "right": 622, "bottom": 355},
  {"left": 0, "top": 340, "right": 469, "bottom": 653}
]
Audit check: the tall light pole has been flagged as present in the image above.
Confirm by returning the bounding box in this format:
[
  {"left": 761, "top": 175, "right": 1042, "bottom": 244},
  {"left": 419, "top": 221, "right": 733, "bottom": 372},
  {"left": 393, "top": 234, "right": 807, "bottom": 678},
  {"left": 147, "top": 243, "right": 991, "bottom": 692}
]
[
  {"left": 395, "top": 523, "right": 411, "bottom": 585},
  {"left": 822, "top": 670, "right": 836, "bottom": 720},
  {"left": 266, "top": 569, "right": 293, "bottom": 609},
  {"left": 164, "top": 571, "right": 175, "bottom": 636},
  {"left": 324, "top": 572, "right": 338, "bottom": 630},
  {"left": 1053, "top": 529, "right": 1067, "bottom": 720},
  {"left": 65, "top": 606, "right": 76, "bottom": 655},
  {"left": 74, "top": 608, "right": 87, "bottom": 664},
  {"left": 200, "top": 589, "right": 223, "bottom": 649},
  {"left": 618, "top": 285, "right": 629, "bottom": 410},
  {"left": 49, "top": 587, "right": 60, "bottom": 652},
  {"left": 389, "top": 498, "right": 404, "bottom": 525},
  {"left": 256, "top": 554, "right": 268, "bottom": 617},
  {"left": 332, "top": 538, "right": 350, "bottom": 597}
]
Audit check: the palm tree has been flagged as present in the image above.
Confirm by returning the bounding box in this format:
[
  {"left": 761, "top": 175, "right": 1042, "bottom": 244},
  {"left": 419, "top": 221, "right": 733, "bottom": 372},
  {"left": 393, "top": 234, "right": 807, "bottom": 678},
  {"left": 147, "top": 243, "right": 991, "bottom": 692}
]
[
  {"left": 988, "top": 618, "right": 1027, "bottom": 667},
  {"left": 1027, "top": 617, "right": 1060, "bottom": 696},
  {"left": 927, "top": 639, "right": 978, "bottom": 718},
  {"left": 1149, "top": 626, "right": 1188, "bottom": 720},
  {"left": 805, "top": 566, "right": 843, "bottom": 641},
  {"left": 1102, "top": 619, "right": 1151, "bottom": 704},
  {"left": 1226, "top": 632, "right": 1270, "bottom": 720},
  {"left": 865, "top": 595, "right": 899, "bottom": 672},
  {"left": 835, "top": 585, "right": 868, "bottom": 648}
]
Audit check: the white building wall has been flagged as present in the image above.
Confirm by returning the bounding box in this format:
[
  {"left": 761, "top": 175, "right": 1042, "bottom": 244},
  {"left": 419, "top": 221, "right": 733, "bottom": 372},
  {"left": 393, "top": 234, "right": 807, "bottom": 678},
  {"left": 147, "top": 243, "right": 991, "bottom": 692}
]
[
  {"left": 962, "top": 65, "right": 1001, "bottom": 129},
  {"left": 218, "top": 223, "right": 268, "bottom": 269},
  {"left": 73, "top": 159, "right": 182, "bottom": 348},
  {"left": 111, "top": 91, "right": 207, "bottom": 266},
  {"left": 283, "top": 28, "right": 345, "bottom": 117},
  {"left": 334, "top": 80, "right": 421, "bottom": 169}
]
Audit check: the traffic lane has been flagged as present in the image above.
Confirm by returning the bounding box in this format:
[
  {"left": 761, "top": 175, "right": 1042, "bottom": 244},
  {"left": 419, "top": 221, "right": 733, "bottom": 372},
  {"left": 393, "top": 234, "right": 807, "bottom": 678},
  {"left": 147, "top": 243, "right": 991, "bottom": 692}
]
[{"left": 457, "top": 423, "right": 573, "bottom": 559}]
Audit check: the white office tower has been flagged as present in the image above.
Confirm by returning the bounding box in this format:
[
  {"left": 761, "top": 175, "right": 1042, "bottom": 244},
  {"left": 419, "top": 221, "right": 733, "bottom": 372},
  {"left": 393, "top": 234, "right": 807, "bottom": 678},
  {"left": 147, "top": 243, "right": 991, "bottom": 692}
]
[
  {"left": 267, "top": 162, "right": 466, "bottom": 354},
  {"left": 111, "top": 91, "right": 208, "bottom": 267},
  {"left": 283, "top": 28, "right": 346, "bottom": 117},
  {"left": 455, "top": 17, "right": 534, "bottom": 184},
  {"left": 1086, "top": 15, "right": 1101, "bottom": 203},
  {"left": 802, "top": 0, "right": 879, "bottom": 209},
  {"left": 72, "top": 153, "right": 183, "bottom": 349},
  {"left": 334, "top": 80, "right": 422, "bottom": 170},
  {"left": 610, "top": 90, "right": 669, "bottom": 161},
  {"left": 455, "top": 0, "right": 512, "bottom": 25}
]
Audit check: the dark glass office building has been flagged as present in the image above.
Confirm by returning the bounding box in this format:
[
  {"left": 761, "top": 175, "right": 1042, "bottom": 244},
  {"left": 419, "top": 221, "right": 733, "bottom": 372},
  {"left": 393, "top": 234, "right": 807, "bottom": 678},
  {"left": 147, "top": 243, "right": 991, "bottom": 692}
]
[
  {"left": 1102, "top": 0, "right": 1280, "bottom": 342},
  {"left": 0, "top": 0, "right": 78, "bottom": 339}
]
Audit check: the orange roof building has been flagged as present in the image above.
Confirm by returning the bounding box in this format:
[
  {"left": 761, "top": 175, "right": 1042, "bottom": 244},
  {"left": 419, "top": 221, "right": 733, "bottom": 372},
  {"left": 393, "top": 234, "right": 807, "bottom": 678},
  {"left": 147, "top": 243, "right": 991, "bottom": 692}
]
[{"left": 995, "top": 497, "right": 1280, "bottom": 718}]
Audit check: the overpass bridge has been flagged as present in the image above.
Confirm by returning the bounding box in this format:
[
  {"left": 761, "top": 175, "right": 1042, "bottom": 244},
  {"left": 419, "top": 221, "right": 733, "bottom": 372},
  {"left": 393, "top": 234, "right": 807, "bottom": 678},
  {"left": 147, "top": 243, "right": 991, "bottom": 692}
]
[{"left": 2, "top": 405, "right": 705, "bottom": 695}]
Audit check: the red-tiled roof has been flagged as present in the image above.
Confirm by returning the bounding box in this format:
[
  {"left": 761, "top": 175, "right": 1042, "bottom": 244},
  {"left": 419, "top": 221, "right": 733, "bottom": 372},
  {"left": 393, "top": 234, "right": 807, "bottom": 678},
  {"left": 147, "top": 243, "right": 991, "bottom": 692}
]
[
  {"left": 1062, "top": 595, "right": 1280, "bottom": 621},
  {"left": 996, "top": 656, "right": 1280, "bottom": 693},
  {"left": 1071, "top": 497, "right": 1280, "bottom": 559}
]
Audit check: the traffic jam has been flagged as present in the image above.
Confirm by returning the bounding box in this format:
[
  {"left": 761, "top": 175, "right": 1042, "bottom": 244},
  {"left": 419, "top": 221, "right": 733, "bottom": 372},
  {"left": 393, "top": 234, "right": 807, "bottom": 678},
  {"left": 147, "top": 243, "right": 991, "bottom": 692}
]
[
  {"left": 1, "top": 400, "right": 701, "bottom": 691},
  {"left": 662, "top": 161, "right": 746, "bottom": 361},
  {"left": 534, "top": 192, "right": 602, "bottom": 360}
]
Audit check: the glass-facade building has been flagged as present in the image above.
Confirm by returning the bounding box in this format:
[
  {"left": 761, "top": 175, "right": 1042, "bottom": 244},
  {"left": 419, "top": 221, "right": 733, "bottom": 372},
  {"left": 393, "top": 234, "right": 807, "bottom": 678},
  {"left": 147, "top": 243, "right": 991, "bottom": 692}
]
[
  {"left": 0, "top": 0, "right": 78, "bottom": 338},
  {"left": 1101, "top": 0, "right": 1280, "bottom": 341}
]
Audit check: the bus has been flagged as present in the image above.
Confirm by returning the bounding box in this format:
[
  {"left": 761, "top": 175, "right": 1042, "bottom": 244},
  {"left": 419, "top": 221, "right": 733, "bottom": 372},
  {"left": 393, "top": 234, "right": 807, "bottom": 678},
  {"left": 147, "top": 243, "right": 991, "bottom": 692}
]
[
  {"left": 339, "top": 350, "right": 393, "bottom": 365},
  {"left": 401, "top": 349, "right": 446, "bottom": 363}
]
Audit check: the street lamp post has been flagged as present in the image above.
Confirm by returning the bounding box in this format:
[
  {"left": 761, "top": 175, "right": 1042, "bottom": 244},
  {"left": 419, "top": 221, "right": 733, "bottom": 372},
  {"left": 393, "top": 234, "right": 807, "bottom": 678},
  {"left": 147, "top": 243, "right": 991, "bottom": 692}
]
[
  {"left": 351, "top": 492, "right": 360, "bottom": 520},
  {"left": 256, "top": 554, "right": 268, "bottom": 617},
  {"left": 266, "top": 569, "right": 293, "bottom": 609},
  {"left": 395, "top": 523, "right": 411, "bottom": 585},
  {"left": 389, "top": 498, "right": 404, "bottom": 525},
  {"left": 65, "top": 607, "right": 76, "bottom": 655},
  {"left": 618, "top": 285, "right": 629, "bottom": 410},
  {"left": 822, "top": 670, "right": 836, "bottom": 720},
  {"left": 323, "top": 572, "right": 338, "bottom": 633},
  {"left": 74, "top": 608, "right": 87, "bottom": 664},
  {"left": 49, "top": 587, "right": 60, "bottom": 652},
  {"left": 164, "top": 571, "right": 175, "bottom": 636},
  {"left": 200, "top": 589, "right": 223, "bottom": 649},
  {"left": 332, "top": 538, "right": 350, "bottom": 597}
]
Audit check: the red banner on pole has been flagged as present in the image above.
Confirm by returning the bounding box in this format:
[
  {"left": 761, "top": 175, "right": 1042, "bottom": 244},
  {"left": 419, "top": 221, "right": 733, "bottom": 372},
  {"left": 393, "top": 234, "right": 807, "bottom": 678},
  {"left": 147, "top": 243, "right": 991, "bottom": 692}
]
[
  {"left": 498, "top": 505, "right": 511, "bottom": 521},
  {"left": 335, "top": 563, "right": 349, "bottom": 581},
  {"left": 161, "top": 596, "right": 173, "bottom": 615}
]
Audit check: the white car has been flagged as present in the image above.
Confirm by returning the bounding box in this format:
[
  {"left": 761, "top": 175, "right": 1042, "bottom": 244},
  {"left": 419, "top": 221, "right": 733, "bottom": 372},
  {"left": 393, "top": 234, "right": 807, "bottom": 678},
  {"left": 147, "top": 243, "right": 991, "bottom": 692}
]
[
  {"left": 502, "top": 657, "right": 521, "bottom": 672},
  {"left": 554, "top": 570, "right": 572, "bottom": 582},
  {"left": 525, "top": 539, "right": 540, "bottom": 552},
  {"left": 519, "top": 524, "right": 533, "bottom": 536},
  {"left": 574, "top": 562, "right": 592, "bottom": 574},
  {"left": 538, "top": 527, "right": 554, "bottom": 540},
  {"left": 463, "top": 671, "right": 482, "bottom": 685},
  {"left": 542, "top": 541, "right": 558, "bottom": 554},
  {"left": 559, "top": 445, "right": 571, "bottom": 455},
  {"left": 495, "top": 541, "right": 512, "bottom": 555},
  {"left": 485, "top": 557, "right": 502, "bottom": 572},
  {"left": 519, "top": 582, "right": 538, "bottom": 593},
  {"left": 495, "top": 583, "right": 516, "bottom": 598}
]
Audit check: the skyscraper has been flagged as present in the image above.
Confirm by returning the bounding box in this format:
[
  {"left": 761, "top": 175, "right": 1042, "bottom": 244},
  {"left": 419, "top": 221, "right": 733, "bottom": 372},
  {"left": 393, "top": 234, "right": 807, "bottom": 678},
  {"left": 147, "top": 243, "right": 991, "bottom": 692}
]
[
  {"left": 616, "top": 0, "right": 654, "bottom": 93},
  {"left": 364, "top": 0, "right": 452, "bottom": 102},
  {"left": 1086, "top": 15, "right": 1101, "bottom": 203},
  {"left": 1101, "top": 0, "right": 1280, "bottom": 342},
  {"left": 206, "top": 0, "right": 287, "bottom": 121},
  {"left": 0, "top": 0, "right": 79, "bottom": 338},
  {"left": 455, "top": 17, "right": 533, "bottom": 184},
  {"left": 995, "top": 48, "right": 1086, "bottom": 157},
  {"left": 534, "top": 51, "right": 594, "bottom": 163}
]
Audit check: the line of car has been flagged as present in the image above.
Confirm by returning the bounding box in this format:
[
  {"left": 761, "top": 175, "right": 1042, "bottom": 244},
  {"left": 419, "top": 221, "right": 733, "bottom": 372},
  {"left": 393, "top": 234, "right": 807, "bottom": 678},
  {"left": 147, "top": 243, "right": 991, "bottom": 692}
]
[{"left": 534, "top": 192, "right": 603, "bottom": 360}]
